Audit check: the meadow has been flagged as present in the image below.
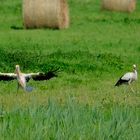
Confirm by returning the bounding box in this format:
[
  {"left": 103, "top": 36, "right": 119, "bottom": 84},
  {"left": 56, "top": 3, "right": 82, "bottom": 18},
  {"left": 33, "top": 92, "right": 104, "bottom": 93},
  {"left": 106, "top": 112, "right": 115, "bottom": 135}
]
[{"left": 0, "top": 0, "right": 140, "bottom": 139}]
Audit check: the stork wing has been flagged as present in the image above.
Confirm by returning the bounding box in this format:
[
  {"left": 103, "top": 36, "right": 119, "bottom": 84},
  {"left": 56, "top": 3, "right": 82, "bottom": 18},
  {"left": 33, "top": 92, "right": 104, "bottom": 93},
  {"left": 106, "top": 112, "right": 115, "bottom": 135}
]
[
  {"left": 0, "top": 73, "right": 17, "bottom": 81},
  {"left": 121, "top": 72, "right": 133, "bottom": 81},
  {"left": 24, "top": 70, "right": 58, "bottom": 81},
  {"left": 115, "top": 77, "right": 128, "bottom": 86},
  {"left": 115, "top": 72, "right": 133, "bottom": 86}
]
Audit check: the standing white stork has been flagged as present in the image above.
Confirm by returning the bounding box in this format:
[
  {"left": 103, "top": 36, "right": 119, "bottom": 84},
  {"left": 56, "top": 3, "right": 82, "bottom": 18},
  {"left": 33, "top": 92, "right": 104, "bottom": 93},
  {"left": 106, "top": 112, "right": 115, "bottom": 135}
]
[
  {"left": 115, "top": 64, "right": 138, "bottom": 92},
  {"left": 0, "top": 65, "right": 58, "bottom": 92}
]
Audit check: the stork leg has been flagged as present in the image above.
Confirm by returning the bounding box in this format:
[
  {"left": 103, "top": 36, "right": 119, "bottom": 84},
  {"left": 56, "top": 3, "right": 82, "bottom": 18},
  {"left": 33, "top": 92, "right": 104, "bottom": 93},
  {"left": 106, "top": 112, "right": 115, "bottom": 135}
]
[
  {"left": 123, "top": 86, "right": 130, "bottom": 99},
  {"left": 130, "top": 86, "right": 135, "bottom": 93},
  {"left": 124, "top": 86, "right": 129, "bottom": 94},
  {"left": 128, "top": 82, "right": 135, "bottom": 93},
  {"left": 16, "top": 83, "right": 20, "bottom": 95}
]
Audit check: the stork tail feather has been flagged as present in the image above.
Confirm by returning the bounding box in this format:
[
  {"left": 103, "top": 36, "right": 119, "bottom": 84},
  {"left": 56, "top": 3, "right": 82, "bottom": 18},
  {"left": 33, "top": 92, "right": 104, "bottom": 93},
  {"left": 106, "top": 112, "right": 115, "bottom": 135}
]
[
  {"left": 115, "top": 79, "right": 129, "bottom": 86},
  {"left": 115, "top": 80, "right": 121, "bottom": 86}
]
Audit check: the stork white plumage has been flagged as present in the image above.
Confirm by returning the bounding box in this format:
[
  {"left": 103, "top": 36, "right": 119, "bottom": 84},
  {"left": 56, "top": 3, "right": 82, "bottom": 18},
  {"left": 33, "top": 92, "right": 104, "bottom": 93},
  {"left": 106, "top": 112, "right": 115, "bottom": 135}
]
[
  {"left": 115, "top": 64, "right": 138, "bottom": 92},
  {"left": 0, "top": 65, "right": 58, "bottom": 92}
]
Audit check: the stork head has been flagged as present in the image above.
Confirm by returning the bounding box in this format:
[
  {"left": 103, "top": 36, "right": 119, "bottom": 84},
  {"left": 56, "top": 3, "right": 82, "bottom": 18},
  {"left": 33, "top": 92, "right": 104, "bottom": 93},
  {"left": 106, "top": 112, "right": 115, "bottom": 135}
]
[
  {"left": 15, "top": 65, "right": 20, "bottom": 74},
  {"left": 133, "top": 64, "right": 136, "bottom": 69}
]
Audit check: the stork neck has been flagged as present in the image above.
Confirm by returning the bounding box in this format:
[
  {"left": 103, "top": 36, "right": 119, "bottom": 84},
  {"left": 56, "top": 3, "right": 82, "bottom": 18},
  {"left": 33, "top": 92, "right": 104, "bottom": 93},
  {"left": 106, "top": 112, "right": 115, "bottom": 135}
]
[
  {"left": 133, "top": 69, "right": 137, "bottom": 75},
  {"left": 16, "top": 69, "right": 21, "bottom": 76}
]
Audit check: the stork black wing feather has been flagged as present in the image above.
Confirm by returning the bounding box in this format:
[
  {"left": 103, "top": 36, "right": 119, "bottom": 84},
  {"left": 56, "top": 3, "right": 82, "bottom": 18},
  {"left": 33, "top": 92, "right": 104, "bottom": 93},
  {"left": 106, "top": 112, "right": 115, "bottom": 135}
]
[
  {"left": 32, "top": 70, "right": 58, "bottom": 81},
  {"left": 0, "top": 75, "right": 16, "bottom": 81},
  {"left": 26, "top": 77, "right": 30, "bottom": 82},
  {"left": 115, "top": 77, "right": 129, "bottom": 86}
]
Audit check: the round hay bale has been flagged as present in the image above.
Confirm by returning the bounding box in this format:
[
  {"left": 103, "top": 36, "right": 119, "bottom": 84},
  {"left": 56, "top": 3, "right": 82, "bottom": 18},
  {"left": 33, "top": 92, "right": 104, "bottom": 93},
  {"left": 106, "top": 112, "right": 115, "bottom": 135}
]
[
  {"left": 101, "top": 0, "right": 136, "bottom": 13},
  {"left": 23, "top": 0, "right": 69, "bottom": 29}
]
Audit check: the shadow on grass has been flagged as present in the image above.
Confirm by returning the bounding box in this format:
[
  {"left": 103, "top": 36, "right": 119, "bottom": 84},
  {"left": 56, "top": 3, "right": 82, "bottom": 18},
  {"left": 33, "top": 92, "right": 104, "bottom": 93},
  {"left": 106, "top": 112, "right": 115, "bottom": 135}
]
[{"left": 10, "top": 25, "right": 23, "bottom": 30}]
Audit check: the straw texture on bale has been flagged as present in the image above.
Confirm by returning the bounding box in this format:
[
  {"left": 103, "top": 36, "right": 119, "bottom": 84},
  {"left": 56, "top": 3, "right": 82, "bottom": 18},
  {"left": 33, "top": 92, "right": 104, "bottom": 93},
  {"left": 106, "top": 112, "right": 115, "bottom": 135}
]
[
  {"left": 23, "top": 0, "right": 69, "bottom": 29},
  {"left": 101, "top": 0, "right": 136, "bottom": 13}
]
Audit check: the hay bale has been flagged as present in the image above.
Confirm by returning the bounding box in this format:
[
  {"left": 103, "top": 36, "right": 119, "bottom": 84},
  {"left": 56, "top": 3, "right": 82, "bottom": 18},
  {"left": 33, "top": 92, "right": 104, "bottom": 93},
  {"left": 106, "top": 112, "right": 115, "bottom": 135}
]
[
  {"left": 23, "top": 0, "right": 69, "bottom": 29},
  {"left": 101, "top": 0, "right": 136, "bottom": 13}
]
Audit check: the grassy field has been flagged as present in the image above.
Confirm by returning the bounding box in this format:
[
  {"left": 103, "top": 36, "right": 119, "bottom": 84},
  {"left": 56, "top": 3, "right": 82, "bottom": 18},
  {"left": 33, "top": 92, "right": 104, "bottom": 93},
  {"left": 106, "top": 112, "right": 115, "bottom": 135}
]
[{"left": 0, "top": 0, "right": 140, "bottom": 139}]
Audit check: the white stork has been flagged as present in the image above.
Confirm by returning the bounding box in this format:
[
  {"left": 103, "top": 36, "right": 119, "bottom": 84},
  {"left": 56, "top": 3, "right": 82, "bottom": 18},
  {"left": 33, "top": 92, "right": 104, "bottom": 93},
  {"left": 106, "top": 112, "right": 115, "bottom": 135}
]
[
  {"left": 0, "top": 65, "right": 58, "bottom": 92},
  {"left": 115, "top": 64, "right": 138, "bottom": 92}
]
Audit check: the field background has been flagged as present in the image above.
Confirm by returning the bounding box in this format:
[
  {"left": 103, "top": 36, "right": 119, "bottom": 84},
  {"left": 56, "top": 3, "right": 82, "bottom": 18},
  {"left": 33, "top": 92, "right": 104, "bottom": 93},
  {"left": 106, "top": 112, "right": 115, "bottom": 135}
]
[{"left": 0, "top": 0, "right": 140, "bottom": 139}]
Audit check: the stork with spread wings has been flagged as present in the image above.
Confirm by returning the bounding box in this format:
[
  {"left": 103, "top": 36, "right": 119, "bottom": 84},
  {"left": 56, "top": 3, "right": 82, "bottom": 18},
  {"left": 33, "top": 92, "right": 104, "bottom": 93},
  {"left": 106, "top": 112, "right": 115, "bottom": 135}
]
[{"left": 0, "top": 65, "right": 58, "bottom": 92}]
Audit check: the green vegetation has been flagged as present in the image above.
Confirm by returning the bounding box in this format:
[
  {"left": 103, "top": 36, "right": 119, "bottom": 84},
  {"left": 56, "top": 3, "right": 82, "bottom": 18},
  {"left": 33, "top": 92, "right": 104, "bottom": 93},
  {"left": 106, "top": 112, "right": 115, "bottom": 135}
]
[
  {"left": 1, "top": 99, "right": 140, "bottom": 140},
  {"left": 0, "top": 0, "right": 140, "bottom": 139}
]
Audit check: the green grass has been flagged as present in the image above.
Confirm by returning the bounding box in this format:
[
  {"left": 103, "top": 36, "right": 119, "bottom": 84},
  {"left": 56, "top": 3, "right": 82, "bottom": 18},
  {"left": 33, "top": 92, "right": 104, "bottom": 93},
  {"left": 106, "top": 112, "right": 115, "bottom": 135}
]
[
  {"left": 0, "top": 0, "right": 140, "bottom": 139},
  {"left": 1, "top": 98, "right": 140, "bottom": 140}
]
